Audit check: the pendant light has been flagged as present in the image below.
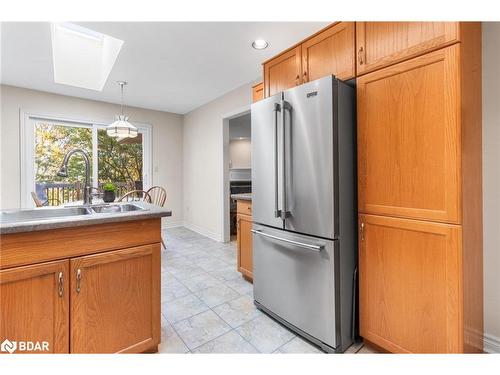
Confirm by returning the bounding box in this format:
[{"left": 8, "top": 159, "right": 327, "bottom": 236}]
[{"left": 106, "top": 81, "right": 138, "bottom": 138}]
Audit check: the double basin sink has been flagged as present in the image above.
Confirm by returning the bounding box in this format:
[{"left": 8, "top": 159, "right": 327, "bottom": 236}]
[{"left": 0, "top": 203, "right": 145, "bottom": 224}]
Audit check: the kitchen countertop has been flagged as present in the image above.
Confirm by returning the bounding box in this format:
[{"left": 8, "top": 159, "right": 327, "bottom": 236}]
[
  {"left": 231, "top": 193, "right": 252, "bottom": 201},
  {"left": 0, "top": 201, "right": 172, "bottom": 234}
]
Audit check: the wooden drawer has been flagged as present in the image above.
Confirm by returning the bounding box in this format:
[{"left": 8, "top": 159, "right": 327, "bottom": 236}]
[
  {"left": 0, "top": 219, "right": 162, "bottom": 269},
  {"left": 236, "top": 200, "right": 252, "bottom": 216}
]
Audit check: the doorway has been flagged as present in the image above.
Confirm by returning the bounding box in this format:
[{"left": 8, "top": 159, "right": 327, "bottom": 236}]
[{"left": 221, "top": 106, "right": 251, "bottom": 243}]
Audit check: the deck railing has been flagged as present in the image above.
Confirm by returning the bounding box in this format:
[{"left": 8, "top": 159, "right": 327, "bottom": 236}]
[{"left": 38, "top": 181, "right": 138, "bottom": 206}]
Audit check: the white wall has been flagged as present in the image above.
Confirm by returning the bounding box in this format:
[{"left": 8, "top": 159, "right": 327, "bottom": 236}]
[
  {"left": 0, "top": 85, "right": 184, "bottom": 226},
  {"left": 482, "top": 22, "right": 500, "bottom": 352},
  {"left": 229, "top": 139, "right": 251, "bottom": 169},
  {"left": 229, "top": 113, "right": 251, "bottom": 139},
  {"left": 182, "top": 82, "right": 252, "bottom": 240}
]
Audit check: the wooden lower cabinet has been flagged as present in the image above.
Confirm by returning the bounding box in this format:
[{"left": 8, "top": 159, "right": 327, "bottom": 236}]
[
  {"left": 0, "top": 260, "right": 69, "bottom": 353},
  {"left": 70, "top": 244, "right": 161, "bottom": 353},
  {"left": 236, "top": 201, "right": 253, "bottom": 280},
  {"left": 0, "top": 221, "right": 162, "bottom": 354},
  {"left": 358, "top": 214, "right": 463, "bottom": 353}
]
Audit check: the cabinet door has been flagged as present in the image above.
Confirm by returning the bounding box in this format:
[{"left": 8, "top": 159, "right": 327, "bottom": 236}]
[
  {"left": 0, "top": 260, "right": 69, "bottom": 353},
  {"left": 357, "top": 45, "right": 460, "bottom": 223},
  {"left": 252, "top": 82, "right": 264, "bottom": 103},
  {"left": 356, "top": 22, "right": 459, "bottom": 74},
  {"left": 237, "top": 214, "right": 253, "bottom": 280},
  {"left": 70, "top": 244, "right": 161, "bottom": 353},
  {"left": 358, "top": 214, "right": 462, "bottom": 353},
  {"left": 302, "top": 22, "right": 355, "bottom": 82},
  {"left": 263, "top": 46, "right": 302, "bottom": 97}
]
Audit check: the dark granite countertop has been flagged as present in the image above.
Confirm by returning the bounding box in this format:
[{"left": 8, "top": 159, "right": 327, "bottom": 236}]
[
  {"left": 231, "top": 193, "right": 252, "bottom": 201},
  {"left": 0, "top": 201, "right": 172, "bottom": 234}
]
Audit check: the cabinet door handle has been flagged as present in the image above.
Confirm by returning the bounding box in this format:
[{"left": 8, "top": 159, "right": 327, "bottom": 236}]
[
  {"left": 76, "top": 268, "right": 82, "bottom": 293},
  {"left": 358, "top": 46, "right": 364, "bottom": 65},
  {"left": 360, "top": 222, "right": 365, "bottom": 241},
  {"left": 295, "top": 74, "right": 300, "bottom": 85},
  {"left": 303, "top": 71, "right": 307, "bottom": 81},
  {"left": 58, "top": 272, "right": 64, "bottom": 297}
]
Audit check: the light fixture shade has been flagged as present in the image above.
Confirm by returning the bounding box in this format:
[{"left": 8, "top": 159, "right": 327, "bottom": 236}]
[{"left": 106, "top": 115, "right": 138, "bottom": 138}]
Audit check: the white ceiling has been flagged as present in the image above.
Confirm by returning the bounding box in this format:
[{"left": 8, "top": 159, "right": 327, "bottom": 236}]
[{"left": 1, "top": 22, "right": 328, "bottom": 114}]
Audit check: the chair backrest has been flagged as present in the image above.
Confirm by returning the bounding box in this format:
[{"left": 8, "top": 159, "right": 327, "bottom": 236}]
[
  {"left": 146, "top": 186, "right": 167, "bottom": 207},
  {"left": 118, "top": 190, "right": 152, "bottom": 203},
  {"left": 31, "top": 192, "right": 44, "bottom": 207}
]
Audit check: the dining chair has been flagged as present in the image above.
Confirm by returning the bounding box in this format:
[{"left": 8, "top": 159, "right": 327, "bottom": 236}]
[
  {"left": 31, "top": 192, "right": 61, "bottom": 207},
  {"left": 117, "top": 190, "right": 152, "bottom": 203},
  {"left": 146, "top": 186, "right": 167, "bottom": 207},
  {"left": 146, "top": 186, "right": 167, "bottom": 249}
]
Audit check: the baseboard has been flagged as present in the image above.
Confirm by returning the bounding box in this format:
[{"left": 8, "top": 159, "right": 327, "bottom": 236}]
[
  {"left": 161, "top": 220, "right": 184, "bottom": 229},
  {"left": 484, "top": 333, "right": 500, "bottom": 353},
  {"left": 182, "top": 222, "right": 223, "bottom": 242}
]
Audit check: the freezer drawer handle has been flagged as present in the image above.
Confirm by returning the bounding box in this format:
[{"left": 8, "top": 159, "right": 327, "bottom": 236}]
[{"left": 251, "top": 229, "right": 324, "bottom": 252}]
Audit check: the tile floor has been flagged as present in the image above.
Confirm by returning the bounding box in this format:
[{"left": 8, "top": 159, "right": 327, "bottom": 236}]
[{"left": 159, "top": 227, "right": 378, "bottom": 354}]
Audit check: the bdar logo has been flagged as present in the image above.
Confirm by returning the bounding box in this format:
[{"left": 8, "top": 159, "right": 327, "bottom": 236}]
[{"left": 1, "top": 339, "right": 17, "bottom": 354}]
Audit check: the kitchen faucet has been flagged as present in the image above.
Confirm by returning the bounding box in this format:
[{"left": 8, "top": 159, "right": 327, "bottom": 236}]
[{"left": 57, "top": 149, "right": 92, "bottom": 205}]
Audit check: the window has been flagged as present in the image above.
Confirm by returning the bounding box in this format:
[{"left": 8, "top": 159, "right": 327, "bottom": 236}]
[{"left": 21, "top": 114, "right": 151, "bottom": 208}]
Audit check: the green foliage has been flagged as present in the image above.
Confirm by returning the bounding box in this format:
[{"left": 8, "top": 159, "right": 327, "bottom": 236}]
[
  {"left": 35, "top": 123, "right": 92, "bottom": 183},
  {"left": 102, "top": 182, "right": 117, "bottom": 192},
  {"left": 35, "top": 123, "right": 143, "bottom": 187}
]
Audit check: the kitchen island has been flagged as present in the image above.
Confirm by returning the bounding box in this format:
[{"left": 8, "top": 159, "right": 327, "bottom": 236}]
[{"left": 0, "top": 202, "right": 171, "bottom": 353}]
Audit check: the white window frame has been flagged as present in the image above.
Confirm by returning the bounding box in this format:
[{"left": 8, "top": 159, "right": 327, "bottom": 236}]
[{"left": 20, "top": 111, "right": 152, "bottom": 208}]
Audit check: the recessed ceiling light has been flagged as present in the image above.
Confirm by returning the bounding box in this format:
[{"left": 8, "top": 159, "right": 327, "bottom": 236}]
[
  {"left": 252, "top": 39, "right": 268, "bottom": 50},
  {"left": 51, "top": 23, "right": 124, "bottom": 91}
]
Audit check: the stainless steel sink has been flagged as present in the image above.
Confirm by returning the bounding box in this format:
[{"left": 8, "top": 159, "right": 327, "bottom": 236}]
[
  {"left": 0, "top": 203, "right": 146, "bottom": 224},
  {"left": 0, "top": 206, "right": 92, "bottom": 223},
  {"left": 89, "top": 204, "right": 144, "bottom": 214}
]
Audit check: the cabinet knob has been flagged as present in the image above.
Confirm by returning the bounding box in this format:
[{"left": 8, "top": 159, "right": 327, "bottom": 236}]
[
  {"left": 76, "top": 268, "right": 82, "bottom": 293},
  {"left": 58, "top": 272, "right": 64, "bottom": 297},
  {"left": 295, "top": 74, "right": 300, "bottom": 85},
  {"left": 358, "top": 46, "right": 364, "bottom": 65}
]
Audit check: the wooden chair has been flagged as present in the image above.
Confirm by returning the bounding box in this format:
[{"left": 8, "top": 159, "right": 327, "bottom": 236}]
[
  {"left": 31, "top": 192, "right": 60, "bottom": 207},
  {"left": 146, "top": 186, "right": 167, "bottom": 249},
  {"left": 146, "top": 186, "right": 167, "bottom": 207},
  {"left": 117, "top": 190, "right": 152, "bottom": 203}
]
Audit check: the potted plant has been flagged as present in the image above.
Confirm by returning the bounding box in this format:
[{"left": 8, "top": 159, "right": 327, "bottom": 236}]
[{"left": 102, "top": 183, "right": 117, "bottom": 203}]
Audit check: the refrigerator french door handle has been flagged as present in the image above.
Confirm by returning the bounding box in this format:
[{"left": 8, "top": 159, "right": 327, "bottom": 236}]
[
  {"left": 273, "top": 102, "right": 281, "bottom": 219},
  {"left": 251, "top": 229, "right": 324, "bottom": 252},
  {"left": 281, "top": 99, "right": 291, "bottom": 220}
]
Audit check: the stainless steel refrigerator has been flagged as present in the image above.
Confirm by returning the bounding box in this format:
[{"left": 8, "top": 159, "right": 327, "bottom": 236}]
[{"left": 251, "top": 75, "right": 356, "bottom": 353}]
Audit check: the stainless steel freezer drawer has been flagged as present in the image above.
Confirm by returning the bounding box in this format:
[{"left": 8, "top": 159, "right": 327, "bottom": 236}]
[{"left": 252, "top": 223, "right": 338, "bottom": 349}]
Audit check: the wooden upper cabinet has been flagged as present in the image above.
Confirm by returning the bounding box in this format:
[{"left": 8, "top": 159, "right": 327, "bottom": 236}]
[
  {"left": 356, "top": 22, "right": 460, "bottom": 75},
  {"left": 302, "top": 22, "right": 355, "bottom": 82},
  {"left": 357, "top": 44, "right": 461, "bottom": 223},
  {"left": 263, "top": 45, "right": 302, "bottom": 97},
  {"left": 70, "top": 244, "right": 160, "bottom": 353},
  {"left": 0, "top": 260, "right": 69, "bottom": 353},
  {"left": 252, "top": 82, "right": 264, "bottom": 103},
  {"left": 358, "top": 214, "right": 462, "bottom": 353}
]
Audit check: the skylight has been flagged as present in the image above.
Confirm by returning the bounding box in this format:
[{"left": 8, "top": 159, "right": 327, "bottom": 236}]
[{"left": 50, "top": 23, "right": 124, "bottom": 91}]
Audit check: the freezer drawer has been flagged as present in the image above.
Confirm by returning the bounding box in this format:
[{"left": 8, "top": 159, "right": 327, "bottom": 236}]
[{"left": 252, "top": 224, "right": 338, "bottom": 348}]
